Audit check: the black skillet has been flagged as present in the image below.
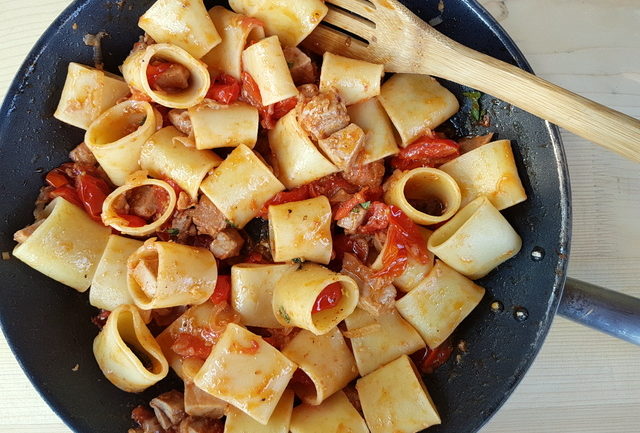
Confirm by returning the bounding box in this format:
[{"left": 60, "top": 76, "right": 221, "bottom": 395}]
[{"left": 0, "top": 1, "right": 638, "bottom": 432}]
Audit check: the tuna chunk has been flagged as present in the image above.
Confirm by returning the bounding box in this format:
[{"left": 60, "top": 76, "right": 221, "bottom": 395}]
[
  {"left": 317, "top": 123, "right": 366, "bottom": 170},
  {"left": 298, "top": 88, "right": 350, "bottom": 141}
]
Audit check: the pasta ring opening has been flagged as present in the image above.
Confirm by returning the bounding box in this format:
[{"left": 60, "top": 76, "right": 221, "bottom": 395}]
[
  {"left": 428, "top": 197, "right": 486, "bottom": 250},
  {"left": 102, "top": 177, "right": 177, "bottom": 236},
  {"left": 386, "top": 167, "right": 461, "bottom": 225},
  {"left": 122, "top": 43, "right": 210, "bottom": 109},
  {"left": 116, "top": 307, "right": 164, "bottom": 375}
]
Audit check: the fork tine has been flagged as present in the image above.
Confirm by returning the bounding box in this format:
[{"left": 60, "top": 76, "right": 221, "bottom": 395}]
[
  {"left": 323, "top": 7, "right": 375, "bottom": 42},
  {"left": 302, "top": 24, "right": 370, "bottom": 59},
  {"left": 325, "top": 0, "right": 376, "bottom": 19}
]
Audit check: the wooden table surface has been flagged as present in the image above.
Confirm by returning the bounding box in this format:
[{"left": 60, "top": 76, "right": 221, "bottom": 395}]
[{"left": 1, "top": 0, "right": 638, "bottom": 432}]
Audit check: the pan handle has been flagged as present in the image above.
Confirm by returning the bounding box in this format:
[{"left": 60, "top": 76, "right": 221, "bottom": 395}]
[{"left": 558, "top": 278, "right": 640, "bottom": 345}]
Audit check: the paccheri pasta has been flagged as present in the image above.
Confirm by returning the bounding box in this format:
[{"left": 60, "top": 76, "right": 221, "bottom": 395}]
[{"left": 11, "top": 0, "right": 528, "bottom": 431}]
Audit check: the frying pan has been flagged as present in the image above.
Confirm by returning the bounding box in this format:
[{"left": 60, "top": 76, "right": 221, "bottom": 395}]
[{"left": 0, "top": 1, "right": 638, "bottom": 432}]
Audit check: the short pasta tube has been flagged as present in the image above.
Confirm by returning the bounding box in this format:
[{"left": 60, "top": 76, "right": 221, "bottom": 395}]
[
  {"left": 122, "top": 43, "right": 210, "bottom": 109},
  {"left": 229, "top": 0, "right": 327, "bottom": 46},
  {"left": 54, "top": 62, "right": 130, "bottom": 130},
  {"left": 268, "top": 196, "right": 333, "bottom": 264},
  {"left": 200, "top": 144, "right": 285, "bottom": 228},
  {"left": 101, "top": 175, "right": 177, "bottom": 237},
  {"left": 138, "top": 0, "right": 221, "bottom": 59},
  {"left": 384, "top": 167, "right": 462, "bottom": 225},
  {"left": 188, "top": 101, "right": 259, "bottom": 150},
  {"left": 272, "top": 263, "right": 359, "bottom": 335},
  {"left": 92, "top": 305, "right": 169, "bottom": 393},
  {"left": 396, "top": 260, "right": 485, "bottom": 349},
  {"left": 127, "top": 240, "right": 217, "bottom": 309},
  {"left": 439, "top": 139, "right": 528, "bottom": 210},
  {"left": 13, "top": 197, "right": 110, "bottom": 292},
  {"left": 427, "top": 196, "right": 523, "bottom": 279},
  {"left": 202, "top": 6, "right": 265, "bottom": 79},
  {"left": 242, "top": 36, "right": 298, "bottom": 106},
  {"left": 231, "top": 263, "right": 296, "bottom": 328},
  {"left": 356, "top": 355, "right": 441, "bottom": 433},
  {"left": 268, "top": 110, "right": 338, "bottom": 189},
  {"left": 347, "top": 97, "right": 399, "bottom": 164},
  {"left": 345, "top": 308, "right": 425, "bottom": 376},
  {"left": 371, "top": 226, "right": 435, "bottom": 292},
  {"left": 379, "top": 74, "right": 459, "bottom": 146},
  {"left": 281, "top": 328, "right": 358, "bottom": 405},
  {"left": 84, "top": 100, "right": 161, "bottom": 186},
  {"left": 90, "top": 235, "right": 144, "bottom": 311},
  {"left": 193, "top": 323, "right": 296, "bottom": 425},
  {"left": 319, "top": 52, "right": 384, "bottom": 105},
  {"left": 224, "top": 389, "right": 294, "bottom": 433},
  {"left": 290, "top": 391, "right": 368, "bottom": 433},
  {"left": 139, "top": 126, "right": 222, "bottom": 199}
]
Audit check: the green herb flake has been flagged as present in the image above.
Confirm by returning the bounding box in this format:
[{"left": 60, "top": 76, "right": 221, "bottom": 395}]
[
  {"left": 463, "top": 91, "right": 483, "bottom": 122},
  {"left": 166, "top": 228, "right": 180, "bottom": 236},
  {"left": 278, "top": 306, "right": 291, "bottom": 324},
  {"left": 360, "top": 201, "right": 371, "bottom": 210},
  {"left": 225, "top": 219, "right": 238, "bottom": 229},
  {"left": 292, "top": 257, "right": 303, "bottom": 264}
]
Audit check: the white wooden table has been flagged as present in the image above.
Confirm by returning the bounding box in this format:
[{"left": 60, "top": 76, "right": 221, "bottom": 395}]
[{"left": 1, "top": 1, "right": 639, "bottom": 432}]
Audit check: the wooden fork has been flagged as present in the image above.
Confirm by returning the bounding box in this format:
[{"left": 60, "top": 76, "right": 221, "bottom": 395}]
[{"left": 303, "top": 0, "right": 640, "bottom": 162}]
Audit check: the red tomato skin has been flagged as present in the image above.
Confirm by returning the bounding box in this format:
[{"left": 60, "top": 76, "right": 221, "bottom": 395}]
[
  {"left": 258, "top": 186, "right": 312, "bottom": 218},
  {"left": 207, "top": 73, "right": 241, "bottom": 104},
  {"left": 312, "top": 282, "right": 343, "bottom": 314},
  {"left": 45, "top": 169, "right": 69, "bottom": 188},
  {"left": 391, "top": 135, "right": 460, "bottom": 170},
  {"left": 171, "top": 333, "right": 212, "bottom": 360},
  {"left": 50, "top": 185, "right": 83, "bottom": 208},
  {"left": 117, "top": 214, "right": 148, "bottom": 227},
  {"left": 210, "top": 275, "right": 231, "bottom": 304},
  {"left": 76, "top": 174, "right": 110, "bottom": 218}
]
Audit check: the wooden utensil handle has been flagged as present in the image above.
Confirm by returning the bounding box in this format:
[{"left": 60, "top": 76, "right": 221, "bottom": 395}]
[{"left": 421, "top": 38, "right": 640, "bottom": 162}]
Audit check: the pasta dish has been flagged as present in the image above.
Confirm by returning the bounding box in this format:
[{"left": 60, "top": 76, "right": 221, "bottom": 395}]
[{"left": 12, "top": 0, "right": 528, "bottom": 432}]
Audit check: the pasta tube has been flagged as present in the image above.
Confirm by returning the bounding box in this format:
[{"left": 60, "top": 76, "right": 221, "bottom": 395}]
[
  {"left": 194, "top": 323, "right": 296, "bottom": 425},
  {"left": 122, "top": 43, "right": 210, "bottom": 109},
  {"left": 101, "top": 175, "right": 177, "bottom": 237},
  {"left": 427, "top": 196, "right": 523, "bottom": 279},
  {"left": 272, "top": 263, "right": 359, "bottom": 335},
  {"left": 231, "top": 263, "right": 296, "bottom": 328},
  {"left": 268, "top": 196, "right": 333, "bottom": 264},
  {"left": 13, "top": 197, "right": 110, "bottom": 292},
  {"left": 84, "top": 100, "right": 161, "bottom": 186},
  {"left": 93, "top": 305, "right": 169, "bottom": 392},
  {"left": 281, "top": 328, "right": 358, "bottom": 405},
  {"left": 347, "top": 97, "right": 399, "bottom": 164},
  {"left": 439, "top": 139, "right": 528, "bottom": 210},
  {"left": 356, "top": 355, "right": 441, "bottom": 433},
  {"left": 379, "top": 74, "right": 459, "bottom": 146},
  {"left": 224, "top": 390, "right": 294, "bottom": 433},
  {"left": 384, "top": 167, "right": 462, "bottom": 225},
  {"left": 345, "top": 308, "right": 425, "bottom": 376},
  {"left": 290, "top": 391, "right": 368, "bottom": 433},
  {"left": 242, "top": 36, "right": 298, "bottom": 106},
  {"left": 138, "top": 0, "right": 221, "bottom": 59},
  {"left": 199, "top": 144, "right": 285, "bottom": 228},
  {"left": 127, "top": 240, "right": 217, "bottom": 310},
  {"left": 320, "top": 52, "right": 384, "bottom": 105},
  {"left": 396, "top": 260, "right": 485, "bottom": 348},
  {"left": 202, "top": 6, "right": 265, "bottom": 79},
  {"left": 139, "top": 126, "right": 222, "bottom": 199},
  {"left": 188, "top": 101, "right": 259, "bottom": 150},
  {"left": 54, "top": 62, "right": 130, "bottom": 130},
  {"left": 229, "top": 0, "right": 328, "bottom": 46},
  {"left": 268, "top": 110, "right": 338, "bottom": 189},
  {"left": 90, "top": 235, "right": 144, "bottom": 311}
]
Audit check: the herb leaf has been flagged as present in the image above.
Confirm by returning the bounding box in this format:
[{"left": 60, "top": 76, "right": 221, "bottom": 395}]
[
  {"left": 463, "top": 91, "right": 482, "bottom": 122},
  {"left": 166, "top": 228, "right": 180, "bottom": 236},
  {"left": 292, "top": 257, "right": 303, "bottom": 264},
  {"left": 225, "top": 219, "right": 238, "bottom": 229},
  {"left": 360, "top": 201, "right": 371, "bottom": 210},
  {"left": 278, "top": 306, "right": 291, "bottom": 324}
]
